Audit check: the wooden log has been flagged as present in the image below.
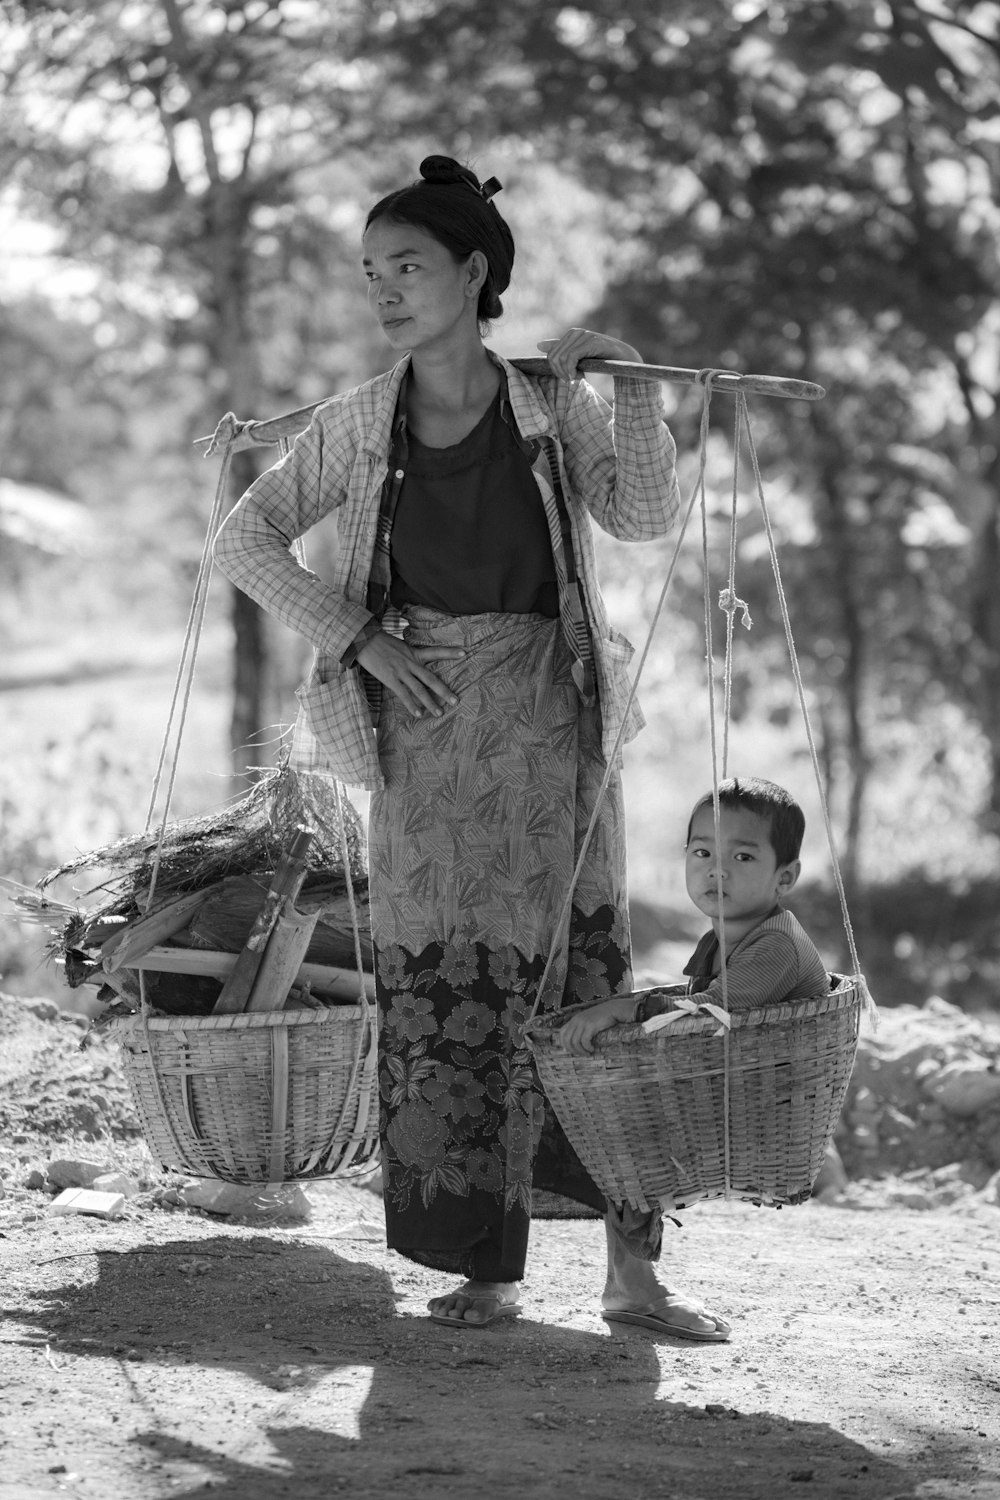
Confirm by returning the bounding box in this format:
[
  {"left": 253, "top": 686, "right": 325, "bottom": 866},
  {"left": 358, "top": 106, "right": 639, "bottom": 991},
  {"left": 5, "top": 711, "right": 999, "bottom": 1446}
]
[
  {"left": 172, "top": 872, "right": 374, "bottom": 969},
  {"left": 211, "top": 827, "right": 313, "bottom": 1015},
  {"left": 102, "top": 887, "right": 216, "bottom": 972},
  {"left": 92, "top": 964, "right": 142, "bottom": 1006},
  {"left": 115, "top": 944, "right": 375, "bottom": 1001},
  {"left": 244, "top": 905, "right": 322, "bottom": 1013}
]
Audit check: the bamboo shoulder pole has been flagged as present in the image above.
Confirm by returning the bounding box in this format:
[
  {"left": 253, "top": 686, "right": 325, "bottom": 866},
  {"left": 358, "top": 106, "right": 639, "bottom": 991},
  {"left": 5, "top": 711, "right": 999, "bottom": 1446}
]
[{"left": 195, "top": 357, "right": 825, "bottom": 453}]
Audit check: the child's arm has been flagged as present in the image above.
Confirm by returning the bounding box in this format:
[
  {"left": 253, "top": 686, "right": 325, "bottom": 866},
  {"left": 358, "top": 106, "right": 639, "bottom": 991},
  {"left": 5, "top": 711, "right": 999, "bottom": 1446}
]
[
  {"left": 671, "top": 929, "right": 804, "bottom": 1014},
  {"left": 557, "top": 994, "right": 638, "bottom": 1054}
]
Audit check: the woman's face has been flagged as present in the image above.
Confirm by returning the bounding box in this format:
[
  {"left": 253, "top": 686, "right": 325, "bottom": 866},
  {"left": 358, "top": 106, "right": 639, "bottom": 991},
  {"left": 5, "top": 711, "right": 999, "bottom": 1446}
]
[{"left": 362, "top": 219, "right": 484, "bottom": 354}]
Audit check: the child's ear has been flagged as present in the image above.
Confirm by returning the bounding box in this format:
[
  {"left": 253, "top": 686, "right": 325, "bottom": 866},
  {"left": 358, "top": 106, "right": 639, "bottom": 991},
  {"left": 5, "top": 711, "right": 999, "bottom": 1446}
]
[{"left": 776, "top": 859, "right": 801, "bottom": 895}]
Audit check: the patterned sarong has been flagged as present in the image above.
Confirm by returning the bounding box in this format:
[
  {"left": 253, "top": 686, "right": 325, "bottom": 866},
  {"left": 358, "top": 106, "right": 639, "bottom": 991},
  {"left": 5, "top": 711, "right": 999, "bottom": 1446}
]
[{"left": 368, "top": 608, "right": 632, "bottom": 1282}]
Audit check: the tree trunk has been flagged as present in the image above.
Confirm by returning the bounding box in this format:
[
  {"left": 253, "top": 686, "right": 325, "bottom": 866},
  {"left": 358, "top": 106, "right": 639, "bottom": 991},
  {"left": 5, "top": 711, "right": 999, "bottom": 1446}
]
[
  {"left": 226, "top": 447, "right": 268, "bottom": 785},
  {"left": 960, "top": 399, "right": 1000, "bottom": 834},
  {"left": 808, "top": 410, "right": 869, "bottom": 893}
]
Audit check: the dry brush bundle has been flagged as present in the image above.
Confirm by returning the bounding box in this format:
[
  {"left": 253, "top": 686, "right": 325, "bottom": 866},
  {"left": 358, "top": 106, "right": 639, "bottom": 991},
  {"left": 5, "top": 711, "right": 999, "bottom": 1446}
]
[{"left": 10, "top": 767, "right": 373, "bottom": 1021}]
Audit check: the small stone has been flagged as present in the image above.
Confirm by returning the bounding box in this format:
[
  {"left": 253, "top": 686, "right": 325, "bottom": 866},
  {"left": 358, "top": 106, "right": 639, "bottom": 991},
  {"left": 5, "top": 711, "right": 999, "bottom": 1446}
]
[
  {"left": 91, "top": 1172, "right": 140, "bottom": 1198},
  {"left": 931, "top": 1066, "right": 1000, "bottom": 1118},
  {"left": 48, "top": 1188, "right": 126, "bottom": 1219},
  {"left": 176, "top": 1179, "right": 312, "bottom": 1220},
  {"left": 46, "top": 1159, "right": 106, "bottom": 1190},
  {"left": 24, "top": 999, "right": 60, "bottom": 1022}
]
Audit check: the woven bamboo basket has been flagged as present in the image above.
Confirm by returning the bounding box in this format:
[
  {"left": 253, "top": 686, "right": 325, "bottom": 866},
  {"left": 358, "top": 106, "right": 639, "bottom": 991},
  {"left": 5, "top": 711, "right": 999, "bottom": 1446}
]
[
  {"left": 527, "top": 974, "right": 861, "bottom": 1213},
  {"left": 108, "top": 1003, "right": 378, "bottom": 1184}
]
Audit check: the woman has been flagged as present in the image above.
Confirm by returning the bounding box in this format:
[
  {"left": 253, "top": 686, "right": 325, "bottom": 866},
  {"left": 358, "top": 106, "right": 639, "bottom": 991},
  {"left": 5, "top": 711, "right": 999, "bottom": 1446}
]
[{"left": 214, "top": 155, "right": 729, "bottom": 1340}]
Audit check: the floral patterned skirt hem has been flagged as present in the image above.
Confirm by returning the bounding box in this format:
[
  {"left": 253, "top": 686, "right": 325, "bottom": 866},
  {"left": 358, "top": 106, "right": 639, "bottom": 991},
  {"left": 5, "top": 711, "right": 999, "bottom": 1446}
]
[{"left": 368, "top": 609, "right": 632, "bottom": 1281}]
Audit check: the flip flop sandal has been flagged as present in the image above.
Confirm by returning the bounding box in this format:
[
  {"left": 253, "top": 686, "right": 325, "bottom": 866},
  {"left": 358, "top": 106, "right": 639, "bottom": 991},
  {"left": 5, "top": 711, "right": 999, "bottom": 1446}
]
[
  {"left": 602, "top": 1304, "right": 731, "bottom": 1342},
  {"left": 428, "top": 1296, "right": 523, "bottom": 1330}
]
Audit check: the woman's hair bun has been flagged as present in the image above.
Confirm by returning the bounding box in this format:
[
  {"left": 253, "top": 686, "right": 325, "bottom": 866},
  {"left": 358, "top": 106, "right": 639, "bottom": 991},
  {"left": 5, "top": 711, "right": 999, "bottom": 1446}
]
[
  {"left": 419, "top": 155, "right": 482, "bottom": 192},
  {"left": 366, "top": 155, "right": 513, "bottom": 323}
]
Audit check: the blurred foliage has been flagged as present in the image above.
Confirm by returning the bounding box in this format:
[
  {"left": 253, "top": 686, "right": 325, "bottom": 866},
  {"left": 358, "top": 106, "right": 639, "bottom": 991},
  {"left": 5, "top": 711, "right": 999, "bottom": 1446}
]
[{"left": 1, "top": 0, "right": 999, "bottom": 919}]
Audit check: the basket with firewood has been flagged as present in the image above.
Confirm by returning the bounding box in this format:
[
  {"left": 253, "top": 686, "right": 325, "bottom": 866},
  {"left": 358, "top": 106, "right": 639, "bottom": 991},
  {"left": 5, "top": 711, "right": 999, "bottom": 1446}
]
[{"left": 12, "top": 767, "right": 379, "bottom": 1184}]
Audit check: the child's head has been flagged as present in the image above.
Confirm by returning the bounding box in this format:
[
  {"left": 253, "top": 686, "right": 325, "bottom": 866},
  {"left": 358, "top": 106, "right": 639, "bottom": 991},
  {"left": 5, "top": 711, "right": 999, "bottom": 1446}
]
[
  {"left": 686, "top": 777, "right": 805, "bottom": 865},
  {"left": 684, "top": 778, "right": 805, "bottom": 935}
]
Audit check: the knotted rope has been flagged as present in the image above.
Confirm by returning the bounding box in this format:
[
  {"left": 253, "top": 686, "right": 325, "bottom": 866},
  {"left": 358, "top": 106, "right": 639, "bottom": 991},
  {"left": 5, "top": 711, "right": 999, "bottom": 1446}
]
[
  {"left": 525, "top": 370, "right": 738, "bottom": 1025},
  {"left": 525, "top": 366, "right": 876, "bottom": 1205},
  {"left": 136, "top": 411, "right": 242, "bottom": 1034},
  {"left": 133, "top": 415, "right": 376, "bottom": 1181}
]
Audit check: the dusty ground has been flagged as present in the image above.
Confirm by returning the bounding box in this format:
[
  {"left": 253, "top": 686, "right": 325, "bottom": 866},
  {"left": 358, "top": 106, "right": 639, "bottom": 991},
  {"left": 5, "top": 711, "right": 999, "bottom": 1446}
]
[{"left": 1, "top": 997, "right": 999, "bottom": 1500}]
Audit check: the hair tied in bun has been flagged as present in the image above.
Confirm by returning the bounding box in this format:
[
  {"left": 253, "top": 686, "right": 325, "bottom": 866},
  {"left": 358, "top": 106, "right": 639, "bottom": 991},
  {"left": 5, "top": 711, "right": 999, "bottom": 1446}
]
[{"left": 419, "top": 155, "right": 503, "bottom": 202}]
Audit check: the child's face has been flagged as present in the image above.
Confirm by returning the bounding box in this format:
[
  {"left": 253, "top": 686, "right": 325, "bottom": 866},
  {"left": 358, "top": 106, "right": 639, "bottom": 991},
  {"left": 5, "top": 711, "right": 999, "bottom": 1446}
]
[{"left": 684, "top": 804, "right": 799, "bottom": 934}]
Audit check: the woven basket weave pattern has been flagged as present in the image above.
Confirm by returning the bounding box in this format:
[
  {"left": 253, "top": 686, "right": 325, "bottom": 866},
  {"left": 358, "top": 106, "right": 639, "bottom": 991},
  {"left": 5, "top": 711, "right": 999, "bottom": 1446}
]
[
  {"left": 529, "top": 976, "right": 861, "bottom": 1213},
  {"left": 109, "top": 1007, "right": 379, "bottom": 1184}
]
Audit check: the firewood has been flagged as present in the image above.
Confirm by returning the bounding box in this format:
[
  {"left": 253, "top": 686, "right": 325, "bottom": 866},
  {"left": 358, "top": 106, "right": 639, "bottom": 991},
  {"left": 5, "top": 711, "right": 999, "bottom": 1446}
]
[
  {"left": 210, "top": 828, "right": 313, "bottom": 1015},
  {"left": 101, "top": 887, "right": 215, "bottom": 972},
  {"left": 244, "top": 905, "right": 322, "bottom": 1012},
  {"left": 118, "top": 944, "right": 374, "bottom": 1000},
  {"left": 171, "top": 873, "right": 373, "bottom": 969}
]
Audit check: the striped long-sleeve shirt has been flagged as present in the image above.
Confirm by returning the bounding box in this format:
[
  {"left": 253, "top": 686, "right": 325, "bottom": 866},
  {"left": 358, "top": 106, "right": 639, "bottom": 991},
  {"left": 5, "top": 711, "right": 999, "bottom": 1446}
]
[{"left": 636, "top": 907, "right": 829, "bottom": 1018}]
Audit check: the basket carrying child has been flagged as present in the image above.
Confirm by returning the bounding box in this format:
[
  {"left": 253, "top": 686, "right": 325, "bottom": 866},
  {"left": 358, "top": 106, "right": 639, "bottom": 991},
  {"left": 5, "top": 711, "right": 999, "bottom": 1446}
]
[{"left": 557, "top": 777, "right": 830, "bottom": 1292}]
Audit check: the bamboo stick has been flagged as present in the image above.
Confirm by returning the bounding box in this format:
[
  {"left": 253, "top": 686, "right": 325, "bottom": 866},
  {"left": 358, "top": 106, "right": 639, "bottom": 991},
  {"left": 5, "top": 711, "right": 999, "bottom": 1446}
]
[
  {"left": 211, "top": 827, "right": 313, "bottom": 1015},
  {"left": 194, "top": 357, "right": 825, "bottom": 452},
  {"left": 244, "top": 905, "right": 322, "bottom": 1012},
  {"left": 102, "top": 887, "right": 215, "bottom": 972},
  {"left": 119, "top": 943, "right": 376, "bottom": 1001}
]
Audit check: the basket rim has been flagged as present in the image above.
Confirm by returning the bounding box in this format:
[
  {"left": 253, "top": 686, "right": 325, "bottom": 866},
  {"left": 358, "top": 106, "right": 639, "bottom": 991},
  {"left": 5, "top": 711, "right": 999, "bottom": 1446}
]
[
  {"left": 105, "top": 1002, "right": 370, "bottom": 1035},
  {"left": 527, "top": 971, "right": 862, "bottom": 1048}
]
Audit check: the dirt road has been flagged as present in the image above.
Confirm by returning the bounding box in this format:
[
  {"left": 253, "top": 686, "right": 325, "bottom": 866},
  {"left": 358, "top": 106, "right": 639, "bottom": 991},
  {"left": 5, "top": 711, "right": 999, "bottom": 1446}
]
[
  {"left": 1, "top": 993, "right": 998, "bottom": 1499},
  {"left": 2, "top": 1181, "right": 998, "bottom": 1500}
]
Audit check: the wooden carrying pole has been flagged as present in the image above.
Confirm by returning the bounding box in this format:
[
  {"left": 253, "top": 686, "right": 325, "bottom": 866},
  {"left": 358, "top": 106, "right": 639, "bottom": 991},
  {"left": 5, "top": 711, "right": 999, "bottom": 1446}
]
[{"left": 195, "top": 357, "right": 825, "bottom": 454}]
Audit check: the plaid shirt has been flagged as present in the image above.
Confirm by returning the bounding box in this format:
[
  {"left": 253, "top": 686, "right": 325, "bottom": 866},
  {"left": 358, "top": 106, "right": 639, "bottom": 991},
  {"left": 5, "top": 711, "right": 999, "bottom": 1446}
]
[{"left": 213, "top": 350, "right": 680, "bottom": 789}]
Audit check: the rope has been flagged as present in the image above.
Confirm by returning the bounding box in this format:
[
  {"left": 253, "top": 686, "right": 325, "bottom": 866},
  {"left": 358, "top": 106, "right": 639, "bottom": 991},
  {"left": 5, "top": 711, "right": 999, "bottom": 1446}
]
[
  {"left": 135, "top": 411, "right": 240, "bottom": 1020},
  {"left": 527, "top": 366, "right": 874, "bottom": 1216},
  {"left": 720, "top": 396, "right": 750, "bottom": 776},
  {"left": 735, "top": 394, "right": 877, "bottom": 1026},
  {"left": 315, "top": 777, "right": 377, "bottom": 1177},
  {"left": 128, "top": 412, "right": 378, "bottom": 1182},
  {"left": 142, "top": 413, "right": 240, "bottom": 877},
  {"left": 696, "top": 372, "right": 735, "bottom": 1197},
  {"left": 525, "top": 370, "right": 734, "bottom": 1028}
]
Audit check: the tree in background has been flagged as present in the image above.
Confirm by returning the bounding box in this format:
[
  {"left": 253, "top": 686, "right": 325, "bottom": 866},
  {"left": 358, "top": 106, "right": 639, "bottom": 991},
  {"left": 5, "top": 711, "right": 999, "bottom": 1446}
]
[
  {"left": 367, "top": 0, "right": 1000, "bottom": 881},
  {"left": 3, "top": 0, "right": 999, "bottom": 892},
  {"left": 2, "top": 0, "right": 408, "bottom": 775}
]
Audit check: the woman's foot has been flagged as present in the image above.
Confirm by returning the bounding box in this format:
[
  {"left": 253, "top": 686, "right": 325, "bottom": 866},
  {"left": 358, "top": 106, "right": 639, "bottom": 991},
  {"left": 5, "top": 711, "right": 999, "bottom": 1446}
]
[
  {"left": 602, "top": 1292, "right": 731, "bottom": 1341},
  {"left": 427, "top": 1280, "right": 522, "bottom": 1329},
  {"left": 602, "top": 1211, "right": 731, "bottom": 1341}
]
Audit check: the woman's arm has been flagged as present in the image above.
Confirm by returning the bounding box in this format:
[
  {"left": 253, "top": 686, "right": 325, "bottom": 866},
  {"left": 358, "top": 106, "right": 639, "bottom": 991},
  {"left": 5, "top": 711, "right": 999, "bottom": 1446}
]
[
  {"left": 539, "top": 329, "right": 681, "bottom": 542},
  {"left": 212, "top": 404, "right": 375, "bottom": 660}
]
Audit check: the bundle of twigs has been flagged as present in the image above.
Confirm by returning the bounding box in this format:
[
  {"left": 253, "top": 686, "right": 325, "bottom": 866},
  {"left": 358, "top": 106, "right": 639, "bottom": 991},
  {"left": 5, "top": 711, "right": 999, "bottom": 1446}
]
[{"left": 9, "top": 767, "right": 373, "bottom": 1021}]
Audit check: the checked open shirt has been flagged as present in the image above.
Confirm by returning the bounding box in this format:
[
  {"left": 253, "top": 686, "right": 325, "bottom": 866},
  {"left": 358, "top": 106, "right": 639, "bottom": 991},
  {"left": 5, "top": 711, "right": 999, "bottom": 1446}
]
[{"left": 213, "top": 350, "right": 681, "bottom": 789}]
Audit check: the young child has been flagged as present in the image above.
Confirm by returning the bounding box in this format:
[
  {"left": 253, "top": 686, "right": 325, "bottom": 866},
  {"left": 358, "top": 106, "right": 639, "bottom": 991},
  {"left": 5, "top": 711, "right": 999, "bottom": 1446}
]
[{"left": 559, "top": 776, "right": 829, "bottom": 1056}]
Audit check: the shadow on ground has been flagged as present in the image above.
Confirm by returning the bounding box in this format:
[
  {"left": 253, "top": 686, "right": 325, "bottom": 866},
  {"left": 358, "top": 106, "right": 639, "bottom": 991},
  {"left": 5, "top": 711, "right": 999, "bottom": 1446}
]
[{"left": 11, "top": 1234, "right": 920, "bottom": 1500}]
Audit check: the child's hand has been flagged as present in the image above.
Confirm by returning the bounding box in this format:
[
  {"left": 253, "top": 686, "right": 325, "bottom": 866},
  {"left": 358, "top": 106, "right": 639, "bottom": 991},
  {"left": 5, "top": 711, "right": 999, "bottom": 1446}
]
[{"left": 557, "top": 995, "right": 636, "bottom": 1055}]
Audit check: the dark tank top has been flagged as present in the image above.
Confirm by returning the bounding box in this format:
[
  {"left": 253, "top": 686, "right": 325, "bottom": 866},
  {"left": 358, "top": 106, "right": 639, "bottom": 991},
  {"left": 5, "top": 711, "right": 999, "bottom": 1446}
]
[{"left": 389, "top": 390, "right": 559, "bottom": 617}]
